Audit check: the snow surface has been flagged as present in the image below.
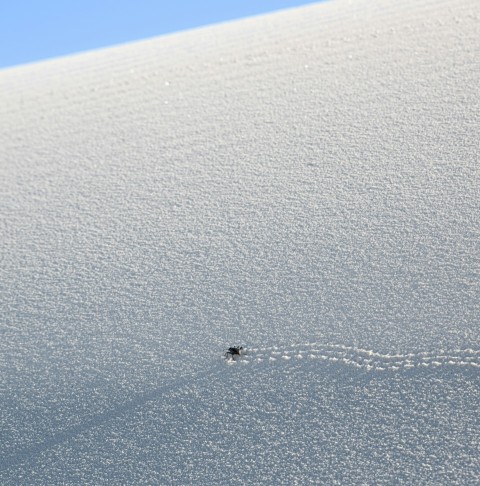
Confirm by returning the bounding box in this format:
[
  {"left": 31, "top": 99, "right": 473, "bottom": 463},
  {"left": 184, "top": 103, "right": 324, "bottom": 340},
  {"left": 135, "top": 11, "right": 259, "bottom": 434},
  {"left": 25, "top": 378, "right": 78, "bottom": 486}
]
[{"left": 1, "top": 0, "right": 479, "bottom": 483}]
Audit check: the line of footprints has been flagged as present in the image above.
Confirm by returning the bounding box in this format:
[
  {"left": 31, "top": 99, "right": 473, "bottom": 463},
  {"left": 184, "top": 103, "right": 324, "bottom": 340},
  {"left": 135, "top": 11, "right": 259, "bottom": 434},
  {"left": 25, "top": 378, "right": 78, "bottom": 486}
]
[{"left": 226, "top": 343, "right": 480, "bottom": 372}]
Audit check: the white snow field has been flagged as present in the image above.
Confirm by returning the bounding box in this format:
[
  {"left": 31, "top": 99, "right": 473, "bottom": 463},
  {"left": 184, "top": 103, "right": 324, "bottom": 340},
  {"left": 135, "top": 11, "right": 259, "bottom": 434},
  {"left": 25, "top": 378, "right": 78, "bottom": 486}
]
[{"left": 1, "top": 0, "right": 479, "bottom": 483}]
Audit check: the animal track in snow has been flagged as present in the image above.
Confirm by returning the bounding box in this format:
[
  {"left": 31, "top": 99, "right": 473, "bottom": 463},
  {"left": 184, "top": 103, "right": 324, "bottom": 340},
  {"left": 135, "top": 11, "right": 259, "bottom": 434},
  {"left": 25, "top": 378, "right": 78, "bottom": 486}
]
[{"left": 226, "top": 343, "right": 480, "bottom": 372}]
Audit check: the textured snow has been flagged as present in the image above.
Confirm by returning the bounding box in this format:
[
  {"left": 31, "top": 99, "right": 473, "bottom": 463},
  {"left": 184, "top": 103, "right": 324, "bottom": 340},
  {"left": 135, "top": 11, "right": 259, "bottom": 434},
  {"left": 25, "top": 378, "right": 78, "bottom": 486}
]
[{"left": 1, "top": 0, "right": 479, "bottom": 484}]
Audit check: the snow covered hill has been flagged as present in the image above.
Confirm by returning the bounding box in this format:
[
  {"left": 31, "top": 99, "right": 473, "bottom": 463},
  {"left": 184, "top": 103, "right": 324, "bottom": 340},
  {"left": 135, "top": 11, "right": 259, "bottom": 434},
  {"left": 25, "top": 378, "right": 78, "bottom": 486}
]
[{"left": 1, "top": 0, "right": 479, "bottom": 483}]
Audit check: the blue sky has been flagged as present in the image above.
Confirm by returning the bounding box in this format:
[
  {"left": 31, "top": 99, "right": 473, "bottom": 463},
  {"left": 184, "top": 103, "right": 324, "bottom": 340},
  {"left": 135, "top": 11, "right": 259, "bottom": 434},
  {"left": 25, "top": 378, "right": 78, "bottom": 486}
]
[{"left": 0, "top": 1, "right": 318, "bottom": 69}]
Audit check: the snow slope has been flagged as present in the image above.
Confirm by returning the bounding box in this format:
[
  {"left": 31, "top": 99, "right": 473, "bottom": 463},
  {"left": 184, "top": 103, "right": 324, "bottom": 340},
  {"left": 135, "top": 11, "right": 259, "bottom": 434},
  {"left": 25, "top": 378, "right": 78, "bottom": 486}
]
[{"left": 1, "top": 0, "right": 479, "bottom": 483}]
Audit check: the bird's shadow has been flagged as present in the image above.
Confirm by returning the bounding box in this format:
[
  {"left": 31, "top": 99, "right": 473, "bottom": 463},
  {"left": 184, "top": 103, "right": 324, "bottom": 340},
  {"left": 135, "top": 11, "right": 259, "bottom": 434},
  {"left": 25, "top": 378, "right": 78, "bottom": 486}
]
[{"left": 1, "top": 366, "right": 221, "bottom": 472}]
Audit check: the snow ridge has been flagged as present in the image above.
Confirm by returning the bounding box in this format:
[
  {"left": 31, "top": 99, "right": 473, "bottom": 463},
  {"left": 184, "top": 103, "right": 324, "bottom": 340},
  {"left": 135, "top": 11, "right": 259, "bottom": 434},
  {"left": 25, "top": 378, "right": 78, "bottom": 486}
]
[{"left": 228, "top": 343, "right": 480, "bottom": 371}]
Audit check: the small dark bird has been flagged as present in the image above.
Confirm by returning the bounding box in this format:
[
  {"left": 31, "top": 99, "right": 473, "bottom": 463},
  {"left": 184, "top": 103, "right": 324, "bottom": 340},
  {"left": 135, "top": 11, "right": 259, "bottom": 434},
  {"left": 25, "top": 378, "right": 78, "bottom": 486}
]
[{"left": 225, "top": 346, "right": 244, "bottom": 359}]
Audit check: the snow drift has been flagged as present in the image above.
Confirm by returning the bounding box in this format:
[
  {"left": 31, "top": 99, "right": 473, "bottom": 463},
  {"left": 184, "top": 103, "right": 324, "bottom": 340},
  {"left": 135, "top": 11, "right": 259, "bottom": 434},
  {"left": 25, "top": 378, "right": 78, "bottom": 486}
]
[{"left": 1, "top": 0, "right": 479, "bottom": 483}]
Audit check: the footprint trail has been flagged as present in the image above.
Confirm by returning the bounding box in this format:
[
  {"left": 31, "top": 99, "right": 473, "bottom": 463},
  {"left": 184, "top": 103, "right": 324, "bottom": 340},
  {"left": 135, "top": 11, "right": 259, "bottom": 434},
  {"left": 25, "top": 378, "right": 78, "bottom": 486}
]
[{"left": 227, "top": 343, "right": 480, "bottom": 372}]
